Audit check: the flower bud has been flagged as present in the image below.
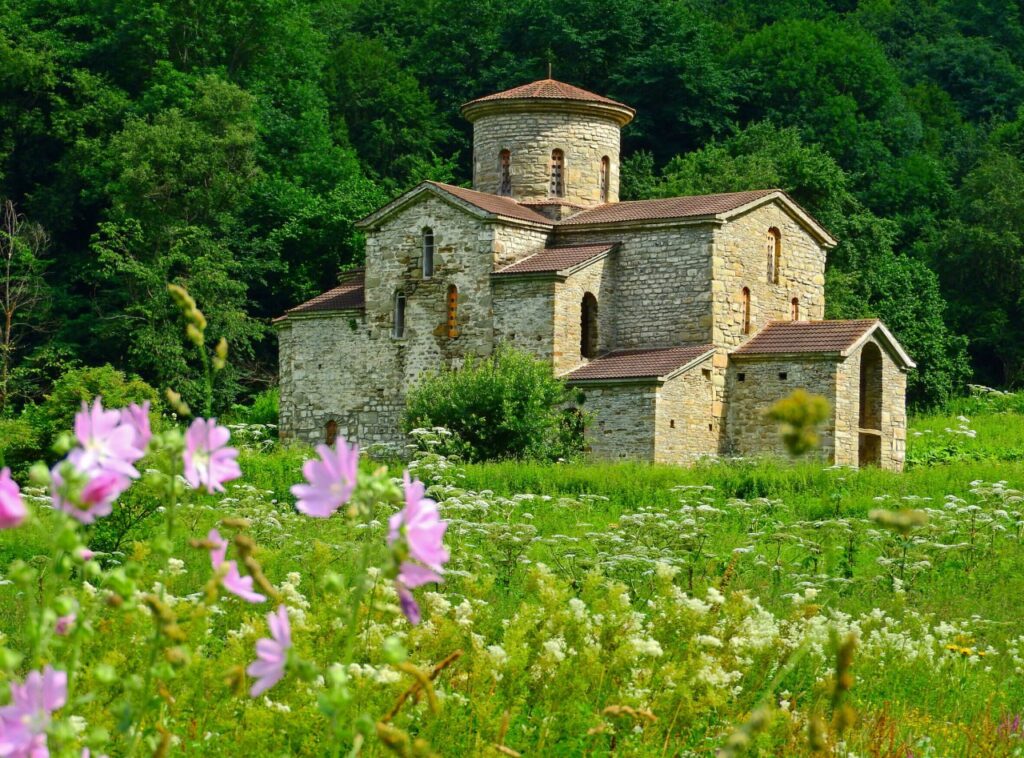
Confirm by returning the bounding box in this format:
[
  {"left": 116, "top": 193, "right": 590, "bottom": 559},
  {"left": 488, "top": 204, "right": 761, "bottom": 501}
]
[
  {"left": 382, "top": 636, "right": 407, "bottom": 664},
  {"left": 185, "top": 323, "right": 204, "bottom": 346},
  {"left": 187, "top": 308, "right": 207, "bottom": 331},
  {"left": 215, "top": 337, "right": 228, "bottom": 361},
  {"left": 28, "top": 461, "right": 51, "bottom": 486},
  {"left": 167, "top": 284, "right": 196, "bottom": 310}
]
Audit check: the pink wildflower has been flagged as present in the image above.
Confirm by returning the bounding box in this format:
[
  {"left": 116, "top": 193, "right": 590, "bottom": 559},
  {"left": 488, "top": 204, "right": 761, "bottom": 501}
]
[
  {"left": 0, "top": 665, "right": 67, "bottom": 757},
  {"left": 51, "top": 464, "right": 130, "bottom": 525},
  {"left": 75, "top": 547, "right": 95, "bottom": 562},
  {"left": 206, "top": 529, "right": 265, "bottom": 604},
  {"left": 183, "top": 419, "right": 241, "bottom": 493},
  {"left": 387, "top": 473, "right": 448, "bottom": 624},
  {"left": 71, "top": 398, "right": 145, "bottom": 479},
  {"left": 0, "top": 467, "right": 26, "bottom": 529},
  {"left": 119, "top": 401, "right": 152, "bottom": 450},
  {"left": 246, "top": 605, "right": 291, "bottom": 697},
  {"left": 291, "top": 440, "right": 359, "bottom": 518},
  {"left": 54, "top": 614, "right": 76, "bottom": 636}
]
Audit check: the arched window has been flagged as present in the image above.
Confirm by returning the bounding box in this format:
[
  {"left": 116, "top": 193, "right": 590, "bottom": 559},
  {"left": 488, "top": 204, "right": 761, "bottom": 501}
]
[
  {"left": 446, "top": 285, "right": 458, "bottom": 339},
  {"left": 791, "top": 297, "right": 800, "bottom": 321},
  {"left": 767, "top": 228, "right": 781, "bottom": 284},
  {"left": 422, "top": 227, "right": 434, "bottom": 279},
  {"left": 498, "top": 150, "right": 512, "bottom": 196},
  {"left": 549, "top": 149, "right": 565, "bottom": 197},
  {"left": 858, "top": 342, "right": 884, "bottom": 466},
  {"left": 599, "top": 156, "right": 610, "bottom": 203},
  {"left": 393, "top": 292, "right": 406, "bottom": 338},
  {"left": 741, "top": 287, "right": 751, "bottom": 335},
  {"left": 581, "top": 292, "right": 598, "bottom": 359},
  {"left": 324, "top": 419, "right": 338, "bottom": 446}
]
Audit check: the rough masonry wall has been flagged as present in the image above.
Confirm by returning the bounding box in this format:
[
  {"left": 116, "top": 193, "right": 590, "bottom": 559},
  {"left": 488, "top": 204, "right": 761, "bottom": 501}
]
[
  {"left": 575, "top": 383, "right": 657, "bottom": 460},
  {"left": 552, "top": 257, "right": 615, "bottom": 375},
  {"left": 556, "top": 224, "right": 715, "bottom": 349},
  {"left": 472, "top": 109, "right": 621, "bottom": 206},
  {"left": 713, "top": 202, "right": 827, "bottom": 348},
  {"left": 654, "top": 361, "right": 718, "bottom": 463},
  {"left": 492, "top": 223, "right": 552, "bottom": 270},
  {"left": 724, "top": 356, "right": 838, "bottom": 462},
  {"left": 277, "top": 314, "right": 404, "bottom": 448},
  {"left": 492, "top": 278, "right": 556, "bottom": 363},
  {"left": 834, "top": 338, "right": 909, "bottom": 470}
]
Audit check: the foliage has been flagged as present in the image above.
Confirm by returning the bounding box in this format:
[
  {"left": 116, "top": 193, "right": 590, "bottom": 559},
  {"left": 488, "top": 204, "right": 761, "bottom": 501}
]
[
  {"left": 766, "top": 389, "right": 831, "bottom": 457},
  {"left": 21, "top": 365, "right": 158, "bottom": 462},
  {"left": 402, "top": 344, "right": 582, "bottom": 462}
]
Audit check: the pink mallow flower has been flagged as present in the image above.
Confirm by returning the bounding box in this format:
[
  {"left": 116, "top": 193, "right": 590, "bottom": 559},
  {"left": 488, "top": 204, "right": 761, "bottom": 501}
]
[
  {"left": 120, "top": 401, "right": 152, "bottom": 450},
  {"left": 70, "top": 398, "right": 145, "bottom": 479},
  {"left": 0, "top": 467, "right": 27, "bottom": 529},
  {"left": 387, "top": 473, "right": 449, "bottom": 624},
  {"left": 51, "top": 464, "right": 130, "bottom": 525},
  {"left": 183, "top": 419, "right": 241, "bottom": 493},
  {"left": 206, "top": 529, "right": 265, "bottom": 604},
  {"left": 246, "top": 605, "right": 291, "bottom": 697},
  {"left": 0, "top": 665, "right": 67, "bottom": 757},
  {"left": 291, "top": 440, "right": 359, "bottom": 518},
  {"left": 54, "top": 613, "right": 76, "bottom": 636}
]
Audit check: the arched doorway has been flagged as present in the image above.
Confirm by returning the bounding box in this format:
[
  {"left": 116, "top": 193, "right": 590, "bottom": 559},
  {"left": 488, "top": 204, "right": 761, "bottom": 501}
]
[
  {"left": 858, "top": 342, "right": 883, "bottom": 467},
  {"left": 580, "top": 293, "right": 598, "bottom": 359},
  {"left": 325, "top": 419, "right": 338, "bottom": 446}
]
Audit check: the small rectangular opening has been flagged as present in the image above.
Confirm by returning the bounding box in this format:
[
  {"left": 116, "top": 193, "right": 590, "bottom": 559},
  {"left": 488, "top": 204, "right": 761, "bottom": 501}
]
[
  {"left": 737, "top": 373, "right": 746, "bottom": 382},
  {"left": 708, "top": 423, "right": 713, "bottom": 431},
  {"left": 702, "top": 368, "right": 711, "bottom": 380},
  {"left": 669, "top": 419, "right": 675, "bottom": 429},
  {"left": 778, "top": 372, "right": 788, "bottom": 380}
]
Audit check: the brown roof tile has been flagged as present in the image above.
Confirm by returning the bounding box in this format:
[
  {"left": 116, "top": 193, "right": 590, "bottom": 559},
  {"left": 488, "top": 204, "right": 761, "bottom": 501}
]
[
  {"left": 733, "top": 320, "right": 880, "bottom": 356},
  {"left": 558, "top": 190, "right": 778, "bottom": 226},
  {"left": 285, "top": 270, "right": 365, "bottom": 316},
  {"left": 565, "top": 345, "right": 715, "bottom": 382},
  {"left": 463, "top": 79, "right": 633, "bottom": 112},
  {"left": 495, "top": 243, "right": 616, "bottom": 276},
  {"left": 427, "top": 182, "right": 553, "bottom": 225}
]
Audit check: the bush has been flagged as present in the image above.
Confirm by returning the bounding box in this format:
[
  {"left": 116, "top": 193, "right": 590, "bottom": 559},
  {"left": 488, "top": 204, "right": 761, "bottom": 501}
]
[
  {"left": 0, "top": 418, "right": 38, "bottom": 471},
  {"left": 22, "top": 365, "right": 159, "bottom": 461},
  {"left": 402, "top": 345, "right": 582, "bottom": 462},
  {"left": 229, "top": 387, "right": 279, "bottom": 427}
]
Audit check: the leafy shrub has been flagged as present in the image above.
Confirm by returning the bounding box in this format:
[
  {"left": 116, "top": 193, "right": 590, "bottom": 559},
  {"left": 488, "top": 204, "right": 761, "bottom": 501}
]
[
  {"left": 0, "top": 417, "right": 37, "bottom": 470},
  {"left": 402, "top": 345, "right": 582, "bottom": 462},
  {"left": 22, "top": 365, "right": 159, "bottom": 460},
  {"left": 230, "top": 387, "right": 279, "bottom": 427}
]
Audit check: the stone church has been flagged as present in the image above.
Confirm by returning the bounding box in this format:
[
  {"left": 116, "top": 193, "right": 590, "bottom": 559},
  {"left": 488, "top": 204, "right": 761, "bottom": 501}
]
[{"left": 276, "top": 79, "right": 915, "bottom": 470}]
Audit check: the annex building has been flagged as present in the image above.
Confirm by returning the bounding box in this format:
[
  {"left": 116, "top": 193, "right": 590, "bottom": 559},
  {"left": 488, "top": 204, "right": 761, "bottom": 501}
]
[{"left": 276, "top": 79, "right": 915, "bottom": 470}]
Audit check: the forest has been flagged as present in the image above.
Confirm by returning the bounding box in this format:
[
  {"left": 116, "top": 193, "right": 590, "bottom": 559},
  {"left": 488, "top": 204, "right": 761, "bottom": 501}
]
[{"left": 2, "top": 0, "right": 1023, "bottom": 414}]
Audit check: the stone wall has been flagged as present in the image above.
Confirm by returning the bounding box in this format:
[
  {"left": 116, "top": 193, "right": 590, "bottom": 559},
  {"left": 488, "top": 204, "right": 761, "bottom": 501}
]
[
  {"left": 574, "top": 382, "right": 657, "bottom": 460},
  {"left": 654, "top": 360, "right": 718, "bottom": 463},
  {"left": 552, "top": 257, "right": 615, "bottom": 374},
  {"left": 834, "top": 337, "right": 908, "bottom": 470},
  {"left": 492, "top": 277, "right": 556, "bottom": 362},
  {"left": 471, "top": 109, "right": 621, "bottom": 206},
  {"left": 556, "top": 224, "right": 715, "bottom": 349},
  {"left": 277, "top": 313, "right": 405, "bottom": 448},
  {"left": 724, "top": 355, "right": 839, "bottom": 461},
  {"left": 492, "top": 223, "right": 552, "bottom": 270},
  {"left": 712, "top": 202, "right": 827, "bottom": 348}
]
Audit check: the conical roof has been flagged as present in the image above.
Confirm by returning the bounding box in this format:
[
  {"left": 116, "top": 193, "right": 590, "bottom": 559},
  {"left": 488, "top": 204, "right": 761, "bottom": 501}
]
[{"left": 461, "top": 79, "right": 634, "bottom": 124}]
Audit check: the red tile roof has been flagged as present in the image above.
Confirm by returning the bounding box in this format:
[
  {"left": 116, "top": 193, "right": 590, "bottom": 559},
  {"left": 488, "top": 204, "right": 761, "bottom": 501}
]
[
  {"left": 495, "top": 243, "right": 616, "bottom": 276},
  {"left": 426, "top": 182, "right": 552, "bottom": 225},
  {"left": 565, "top": 345, "right": 715, "bottom": 382},
  {"left": 285, "top": 269, "right": 365, "bottom": 316},
  {"left": 558, "top": 190, "right": 778, "bottom": 226},
  {"left": 463, "top": 79, "right": 633, "bottom": 112},
  {"left": 733, "top": 320, "right": 880, "bottom": 356}
]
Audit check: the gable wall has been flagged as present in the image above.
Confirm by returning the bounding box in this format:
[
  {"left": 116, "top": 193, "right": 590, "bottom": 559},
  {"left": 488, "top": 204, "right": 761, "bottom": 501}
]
[
  {"left": 492, "top": 277, "right": 556, "bottom": 363},
  {"left": 553, "top": 257, "right": 615, "bottom": 375},
  {"left": 575, "top": 383, "right": 657, "bottom": 460},
  {"left": 654, "top": 359, "right": 718, "bottom": 463},
  {"left": 713, "top": 202, "right": 827, "bottom": 348},
  {"left": 555, "top": 224, "right": 715, "bottom": 349}
]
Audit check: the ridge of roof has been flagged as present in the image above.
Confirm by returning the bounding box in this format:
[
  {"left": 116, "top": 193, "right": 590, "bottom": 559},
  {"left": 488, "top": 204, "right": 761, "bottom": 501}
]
[
  {"left": 425, "top": 181, "right": 554, "bottom": 224},
  {"left": 463, "top": 79, "right": 634, "bottom": 112},
  {"left": 564, "top": 344, "right": 715, "bottom": 383},
  {"left": 494, "top": 243, "right": 617, "bottom": 276},
  {"left": 556, "top": 189, "right": 779, "bottom": 226}
]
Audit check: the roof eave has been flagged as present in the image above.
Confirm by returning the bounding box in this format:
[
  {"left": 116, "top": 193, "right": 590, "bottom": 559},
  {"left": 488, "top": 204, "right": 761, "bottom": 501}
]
[
  {"left": 843, "top": 322, "right": 917, "bottom": 369},
  {"left": 718, "top": 191, "right": 838, "bottom": 248},
  {"left": 460, "top": 98, "right": 635, "bottom": 127},
  {"left": 557, "top": 215, "right": 724, "bottom": 232},
  {"left": 356, "top": 182, "right": 552, "bottom": 231}
]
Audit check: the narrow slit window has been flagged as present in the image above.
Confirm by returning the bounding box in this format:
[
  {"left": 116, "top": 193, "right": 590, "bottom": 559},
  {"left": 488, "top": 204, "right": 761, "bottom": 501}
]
[
  {"left": 791, "top": 296, "right": 800, "bottom": 321},
  {"left": 325, "top": 419, "right": 338, "bottom": 446},
  {"left": 742, "top": 287, "right": 752, "bottom": 335},
  {"left": 580, "top": 292, "right": 598, "bottom": 359},
  {"left": 393, "top": 292, "right": 406, "bottom": 338},
  {"left": 549, "top": 149, "right": 565, "bottom": 197},
  {"left": 768, "top": 228, "right": 781, "bottom": 284},
  {"left": 499, "top": 150, "right": 512, "bottom": 196},
  {"left": 422, "top": 228, "right": 434, "bottom": 279},
  {"left": 599, "top": 156, "right": 610, "bottom": 202},
  {"left": 446, "top": 285, "right": 459, "bottom": 338}
]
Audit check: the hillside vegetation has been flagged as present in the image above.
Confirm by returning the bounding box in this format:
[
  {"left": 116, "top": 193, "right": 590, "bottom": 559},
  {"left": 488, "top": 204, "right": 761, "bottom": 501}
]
[{"left": 2, "top": 0, "right": 1024, "bottom": 413}]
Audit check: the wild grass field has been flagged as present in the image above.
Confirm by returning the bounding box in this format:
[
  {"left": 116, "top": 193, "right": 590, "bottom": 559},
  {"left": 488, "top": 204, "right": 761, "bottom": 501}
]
[{"left": 3, "top": 393, "right": 1024, "bottom": 756}]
